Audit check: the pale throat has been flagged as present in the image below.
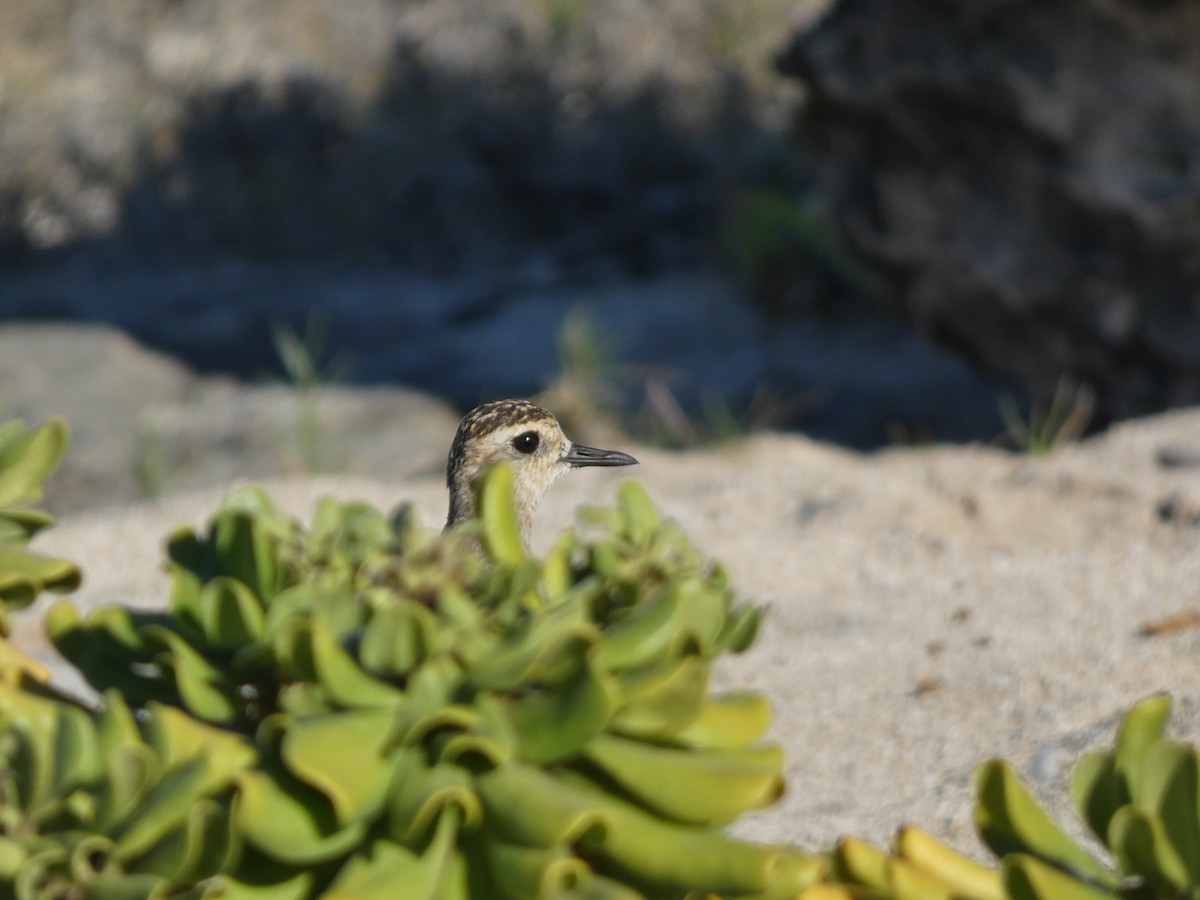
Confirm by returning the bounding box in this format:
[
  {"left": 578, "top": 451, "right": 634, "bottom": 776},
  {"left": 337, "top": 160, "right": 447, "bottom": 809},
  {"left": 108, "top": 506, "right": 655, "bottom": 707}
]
[{"left": 446, "top": 460, "right": 565, "bottom": 546}]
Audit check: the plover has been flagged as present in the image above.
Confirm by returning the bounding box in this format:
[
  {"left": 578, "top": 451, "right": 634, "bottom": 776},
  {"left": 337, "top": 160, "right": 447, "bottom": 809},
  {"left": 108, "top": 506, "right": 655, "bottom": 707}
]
[{"left": 445, "top": 399, "right": 638, "bottom": 542}]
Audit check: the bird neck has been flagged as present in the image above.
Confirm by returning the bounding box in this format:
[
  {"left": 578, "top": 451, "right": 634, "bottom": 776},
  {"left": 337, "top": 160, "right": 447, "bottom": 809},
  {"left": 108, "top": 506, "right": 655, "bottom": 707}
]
[{"left": 445, "top": 476, "right": 536, "bottom": 546}]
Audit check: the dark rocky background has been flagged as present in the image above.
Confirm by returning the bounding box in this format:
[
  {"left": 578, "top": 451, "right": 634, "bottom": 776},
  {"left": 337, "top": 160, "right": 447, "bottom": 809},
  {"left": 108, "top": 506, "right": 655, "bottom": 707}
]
[
  {"left": 3, "top": 0, "right": 1200, "bottom": 509},
  {"left": 779, "top": 0, "right": 1200, "bottom": 426}
]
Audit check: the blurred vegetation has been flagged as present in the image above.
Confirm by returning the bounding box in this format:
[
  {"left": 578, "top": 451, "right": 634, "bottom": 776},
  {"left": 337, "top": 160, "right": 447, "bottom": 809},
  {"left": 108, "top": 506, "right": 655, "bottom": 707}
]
[
  {"left": 999, "top": 378, "right": 1095, "bottom": 456},
  {"left": 539, "top": 309, "right": 807, "bottom": 451},
  {"left": 271, "top": 312, "right": 351, "bottom": 474},
  {"left": 723, "top": 186, "right": 869, "bottom": 320}
]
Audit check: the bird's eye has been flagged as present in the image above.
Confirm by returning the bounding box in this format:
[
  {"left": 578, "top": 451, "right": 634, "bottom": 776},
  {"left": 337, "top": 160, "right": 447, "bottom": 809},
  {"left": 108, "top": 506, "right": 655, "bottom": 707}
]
[{"left": 513, "top": 431, "right": 540, "bottom": 455}]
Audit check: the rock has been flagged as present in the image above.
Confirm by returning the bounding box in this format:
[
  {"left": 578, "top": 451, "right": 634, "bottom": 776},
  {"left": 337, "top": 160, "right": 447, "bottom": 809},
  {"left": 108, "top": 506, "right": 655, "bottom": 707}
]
[
  {"left": 0, "top": 323, "right": 193, "bottom": 507},
  {"left": 777, "top": 0, "right": 1200, "bottom": 425},
  {"left": 0, "top": 322, "right": 460, "bottom": 510},
  {"left": 142, "top": 380, "right": 461, "bottom": 498}
]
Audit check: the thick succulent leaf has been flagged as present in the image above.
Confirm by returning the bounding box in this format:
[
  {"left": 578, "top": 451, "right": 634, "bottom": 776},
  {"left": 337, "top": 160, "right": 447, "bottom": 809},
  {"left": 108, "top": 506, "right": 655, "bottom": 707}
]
[
  {"left": 1136, "top": 739, "right": 1200, "bottom": 884},
  {"left": 0, "top": 544, "right": 81, "bottom": 609},
  {"left": 111, "top": 756, "right": 221, "bottom": 861},
  {"left": 974, "top": 760, "right": 1117, "bottom": 888},
  {"left": 0, "top": 417, "right": 68, "bottom": 508},
  {"left": 399, "top": 704, "right": 478, "bottom": 762},
  {"left": 646, "top": 521, "right": 706, "bottom": 571},
  {"left": 673, "top": 691, "right": 773, "bottom": 749},
  {"left": 168, "top": 569, "right": 206, "bottom": 633},
  {"left": 387, "top": 751, "right": 483, "bottom": 845},
  {"left": 166, "top": 528, "right": 214, "bottom": 584},
  {"left": 1002, "top": 854, "right": 1121, "bottom": 900},
  {"left": 541, "top": 534, "right": 577, "bottom": 599},
  {"left": 582, "top": 733, "right": 784, "bottom": 825},
  {"left": 548, "top": 874, "right": 663, "bottom": 899},
  {"left": 587, "top": 542, "right": 623, "bottom": 580},
  {"left": 482, "top": 839, "right": 599, "bottom": 900},
  {"left": 608, "top": 656, "right": 709, "bottom": 741},
  {"left": 0, "top": 682, "right": 74, "bottom": 813},
  {"left": 615, "top": 481, "right": 660, "bottom": 547},
  {"left": 0, "top": 639, "right": 51, "bottom": 685},
  {"left": 1115, "top": 693, "right": 1172, "bottom": 802},
  {"left": 395, "top": 657, "right": 468, "bottom": 744},
  {"left": 310, "top": 589, "right": 367, "bottom": 642},
  {"left": 309, "top": 498, "right": 398, "bottom": 571},
  {"left": 143, "top": 703, "right": 256, "bottom": 788},
  {"left": 436, "top": 693, "right": 516, "bottom": 769},
  {"left": 894, "top": 826, "right": 1005, "bottom": 900},
  {"left": 219, "top": 485, "right": 289, "bottom": 525},
  {"left": 213, "top": 510, "right": 281, "bottom": 604},
  {"left": 235, "top": 768, "right": 368, "bottom": 864},
  {"left": 1070, "top": 752, "right": 1129, "bottom": 849},
  {"left": 504, "top": 649, "right": 618, "bottom": 764},
  {"left": 433, "top": 583, "right": 486, "bottom": 632},
  {"left": 95, "top": 692, "right": 141, "bottom": 759},
  {"left": 468, "top": 618, "right": 599, "bottom": 693},
  {"left": 886, "top": 856, "right": 958, "bottom": 900},
  {"left": 831, "top": 836, "right": 889, "bottom": 890},
  {"left": 477, "top": 762, "right": 822, "bottom": 894},
  {"left": 47, "top": 605, "right": 179, "bottom": 708},
  {"left": 280, "top": 708, "right": 401, "bottom": 825},
  {"left": 131, "top": 796, "right": 237, "bottom": 885},
  {"left": 324, "top": 807, "right": 461, "bottom": 900},
  {"left": 69, "top": 871, "right": 168, "bottom": 899},
  {"left": 306, "top": 618, "right": 405, "bottom": 708},
  {"left": 197, "top": 578, "right": 266, "bottom": 648},
  {"left": 142, "top": 626, "right": 237, "bottom": 723},
  {"left": 213, "top": 871, "right": 313, "bottom": 900},
  {"left": 1107, "top": 805, "right": 1189, "bottom": 893},
  {"left": 50, "top": 702, "right": 101, "bottom": 800},
  {"left": 592, "top": 588, "right": 685, "bottom": 671},
  {"left": 95, "top": 744, "right": 160, "bottom": 834},
  {"left": 477, "top": 464, "right": 526, "bottom": 564},
  {"left": 715, "top": 602, "right": 763, "bottom": 654},
  {"left": 66, "top": 833, "right": 116, "bottom": 884},
  {"left": 358, "top": 601, "right": 436, "bottom": 678},
  {"left": 0, "top": 506, "right": 54, "bottom": 538},
  {"left": 47, "top": 603, "right": 150, "bottom": 655},
  {"left": 669, "top": 576, "right": 732, "bottom": 655},
  {"left": 0, "top": 838, "right": 28, "bottom": 879},
  {"left": 794, "top": 886, "right": 862, "bottom": 900},
  {"left": 269, "top": 616, "right": 318, "bottom": 683},
  {"left": 262, "top": 584, "right": 324, "bottom": 633}
]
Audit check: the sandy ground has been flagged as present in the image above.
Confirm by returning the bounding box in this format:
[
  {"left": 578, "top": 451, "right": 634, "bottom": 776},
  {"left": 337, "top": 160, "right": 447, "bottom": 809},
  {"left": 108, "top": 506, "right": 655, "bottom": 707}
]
[{"left": 16, "top": 409, "right": 1200, "bottom": 856}]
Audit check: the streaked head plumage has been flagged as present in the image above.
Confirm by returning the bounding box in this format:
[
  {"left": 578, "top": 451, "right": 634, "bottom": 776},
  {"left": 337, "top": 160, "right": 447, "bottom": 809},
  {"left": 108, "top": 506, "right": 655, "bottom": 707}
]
[{"left": 444, "top": 399, "right": 638, "bottom": 541}]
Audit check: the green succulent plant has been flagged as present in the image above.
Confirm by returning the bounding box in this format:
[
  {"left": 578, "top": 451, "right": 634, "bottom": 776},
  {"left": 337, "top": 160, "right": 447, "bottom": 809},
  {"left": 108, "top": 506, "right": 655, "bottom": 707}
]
[
  {"left": 0, "top": 684, "right": 254, "bottom": 898},
  {"left": 46, "top": 464, "right": 822, "bottom": 898},
  {"left": 0, "top": 414, "right": 79, "bottom": 635},
  {"left": 978, "top": 692, "right": 1198, "bottom": 900},
  {"left": 807, "top": 694, "right": 1200, "bottom": 900}
]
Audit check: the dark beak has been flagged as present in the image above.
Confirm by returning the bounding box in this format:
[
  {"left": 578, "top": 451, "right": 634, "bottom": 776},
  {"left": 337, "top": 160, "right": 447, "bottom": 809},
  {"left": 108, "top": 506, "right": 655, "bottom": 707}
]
[{"left": 562, "top": 443, "right": 639, "bottom": 468}]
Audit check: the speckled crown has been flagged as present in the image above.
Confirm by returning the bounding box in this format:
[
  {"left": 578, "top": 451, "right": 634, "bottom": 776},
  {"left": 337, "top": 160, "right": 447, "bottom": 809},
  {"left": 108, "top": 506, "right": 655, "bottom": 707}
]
[{"left": 446, "top": 399, "right": 557, "bottom": 487}]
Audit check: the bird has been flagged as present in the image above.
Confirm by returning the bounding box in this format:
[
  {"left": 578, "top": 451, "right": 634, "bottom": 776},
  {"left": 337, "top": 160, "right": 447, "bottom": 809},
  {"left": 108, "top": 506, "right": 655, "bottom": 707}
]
[{"left": 445, "top": 399, "right": 638, "bottom": 543}]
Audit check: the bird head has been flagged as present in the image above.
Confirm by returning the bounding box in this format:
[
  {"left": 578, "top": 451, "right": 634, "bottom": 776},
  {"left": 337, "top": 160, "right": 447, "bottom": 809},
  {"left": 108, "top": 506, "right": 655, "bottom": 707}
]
[{"left": 445, "top": 399, "right": 638, "bottom": 541}]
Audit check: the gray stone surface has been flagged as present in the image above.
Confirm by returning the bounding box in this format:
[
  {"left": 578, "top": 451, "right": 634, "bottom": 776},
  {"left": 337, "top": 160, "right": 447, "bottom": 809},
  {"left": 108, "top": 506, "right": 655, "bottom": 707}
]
[{"left": 0, "top": 322, "right": 460, "bottom": 511}]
